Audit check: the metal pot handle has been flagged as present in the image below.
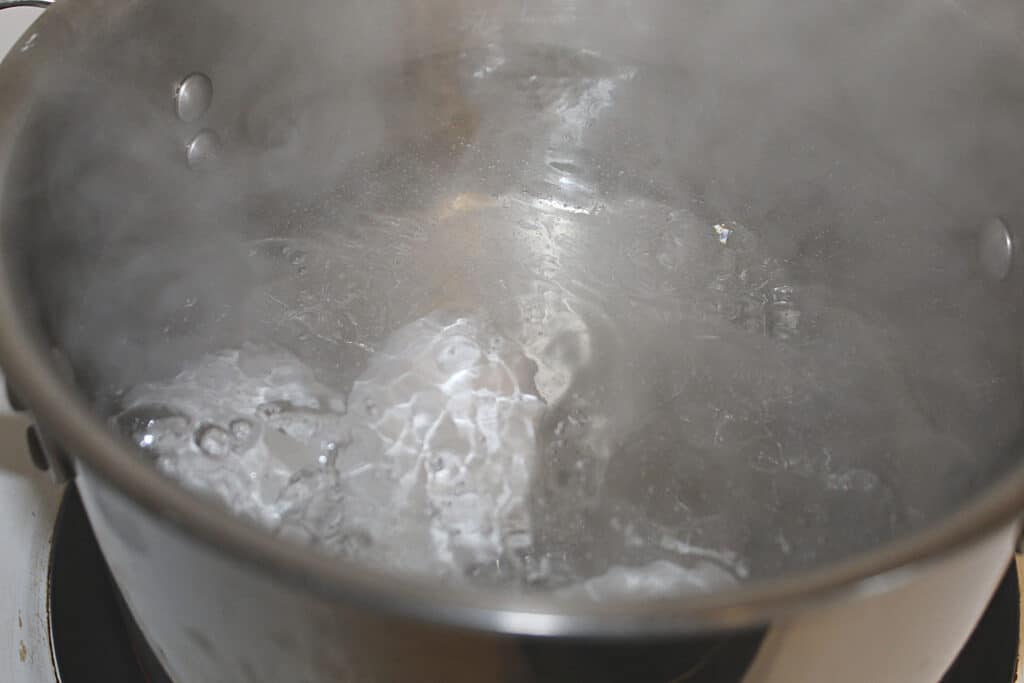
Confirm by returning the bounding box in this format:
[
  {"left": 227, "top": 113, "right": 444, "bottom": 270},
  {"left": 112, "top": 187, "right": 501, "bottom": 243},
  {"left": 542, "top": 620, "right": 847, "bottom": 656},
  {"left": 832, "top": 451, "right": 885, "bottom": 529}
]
[
  {"left": 4, "top": 349, "right": 77, "bottom": 484},
  {"left": 0, "top": 1, "right": 54, "bottom": 9}
]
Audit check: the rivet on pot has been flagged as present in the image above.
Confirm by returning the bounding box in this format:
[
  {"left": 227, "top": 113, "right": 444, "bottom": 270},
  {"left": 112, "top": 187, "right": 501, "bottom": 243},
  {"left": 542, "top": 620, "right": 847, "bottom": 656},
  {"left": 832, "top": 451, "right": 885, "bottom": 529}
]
[
  {"left": 174, "top": 72, "right": 214, "bottom": 123},
  {"left": 185, "top": 129, "right": 221, "bottom": 169},
  {"left": 978, "top": 217, "right": 1013, "bottom": 281}
]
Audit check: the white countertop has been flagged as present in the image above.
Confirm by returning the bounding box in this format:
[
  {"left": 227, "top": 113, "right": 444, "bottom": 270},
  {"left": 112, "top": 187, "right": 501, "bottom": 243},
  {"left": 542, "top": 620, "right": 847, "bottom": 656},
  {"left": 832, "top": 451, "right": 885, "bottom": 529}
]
[
  {"left": 0, "top": 6, "right": 38, "bottom": 57},
  {"left": 0, "top": 9, "right": 60, "bottom": 683}
]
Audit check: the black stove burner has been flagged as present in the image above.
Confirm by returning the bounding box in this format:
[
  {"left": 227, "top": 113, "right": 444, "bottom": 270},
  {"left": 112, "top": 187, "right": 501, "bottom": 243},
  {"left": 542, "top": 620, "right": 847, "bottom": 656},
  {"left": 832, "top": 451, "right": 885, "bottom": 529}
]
[
  {"left": 942, "top": 558, "right": 1020, "bottom": 682},
  {"left": 47, "top": 485, "right": 1020, "bottom": 683},
  {"left": 48, "top": 485, "right": 172, "bottom": 683}
]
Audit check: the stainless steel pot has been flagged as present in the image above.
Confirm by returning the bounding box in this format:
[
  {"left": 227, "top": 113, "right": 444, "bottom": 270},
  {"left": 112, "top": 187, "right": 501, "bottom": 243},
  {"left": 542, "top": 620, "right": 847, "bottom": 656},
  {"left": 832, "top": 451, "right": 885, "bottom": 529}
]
[{"left": 3, "top": 0, "right": 1024, "bottom": 681}]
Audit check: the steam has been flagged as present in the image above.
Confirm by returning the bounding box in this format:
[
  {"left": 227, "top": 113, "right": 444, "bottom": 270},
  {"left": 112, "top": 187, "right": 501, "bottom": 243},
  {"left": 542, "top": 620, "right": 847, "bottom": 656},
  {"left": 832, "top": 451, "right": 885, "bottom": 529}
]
[{"left": 9, "top": 0, "right": 1024, "bottom": 583}]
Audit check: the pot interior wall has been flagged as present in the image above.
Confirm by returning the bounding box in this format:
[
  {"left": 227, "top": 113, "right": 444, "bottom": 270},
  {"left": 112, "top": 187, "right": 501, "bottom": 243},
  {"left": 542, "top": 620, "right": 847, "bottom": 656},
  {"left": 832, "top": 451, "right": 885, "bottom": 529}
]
[{"left": 3, "top": 0, "right": 1024, "bottom": 586}]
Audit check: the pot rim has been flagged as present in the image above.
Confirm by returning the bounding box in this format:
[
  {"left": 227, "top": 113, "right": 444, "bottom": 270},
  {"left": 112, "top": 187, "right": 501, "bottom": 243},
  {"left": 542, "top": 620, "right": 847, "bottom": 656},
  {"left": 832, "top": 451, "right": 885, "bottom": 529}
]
[{"left": 1, "top": 0, "right": 1022, "bottom": 638}]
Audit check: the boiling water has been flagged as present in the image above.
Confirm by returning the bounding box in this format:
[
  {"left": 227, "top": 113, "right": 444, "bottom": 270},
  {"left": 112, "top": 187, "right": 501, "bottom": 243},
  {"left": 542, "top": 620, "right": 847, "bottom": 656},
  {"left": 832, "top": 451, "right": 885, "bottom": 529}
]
[
  {"left": 112, "top": 45, "right": 1001, "bottom": 595},
  {"left": 118, "top": 316, "right": 747, "bottom": 594}
]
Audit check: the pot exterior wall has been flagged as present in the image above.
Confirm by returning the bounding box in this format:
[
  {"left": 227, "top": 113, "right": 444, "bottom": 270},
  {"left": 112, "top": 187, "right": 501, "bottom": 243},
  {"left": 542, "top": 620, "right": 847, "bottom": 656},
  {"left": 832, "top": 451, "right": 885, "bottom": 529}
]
[
  {"left": 743, "top": 524, "right": 1015, "bottom": 683},
  {"left": 77, "top": 466, "right": 1015, "bottom": 683}
]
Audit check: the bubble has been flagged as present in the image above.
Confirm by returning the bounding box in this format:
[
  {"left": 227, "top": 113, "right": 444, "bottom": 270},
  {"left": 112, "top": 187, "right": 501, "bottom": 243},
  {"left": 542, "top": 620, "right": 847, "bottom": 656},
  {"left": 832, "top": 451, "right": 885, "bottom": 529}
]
[
  {"left": 230, "top": 418, "right": 255, "bottom": 442},
  {"left": 228, "top": 419, "right": 256, "bottom": 450},
  {"left": 194, "top": 424, "right": 232, "bottom": 458},
  {"left": 287, "top": 249, "right": 308, "bottom": 267},
  {"left": 114, "top": 404, "right": 192, "bottom": 454},
  {"left": 435, "top": 335, "right": 482, "bottom": 374},
  {"left": 257, "top": 401, "right": 285, "bottom": 419}
]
